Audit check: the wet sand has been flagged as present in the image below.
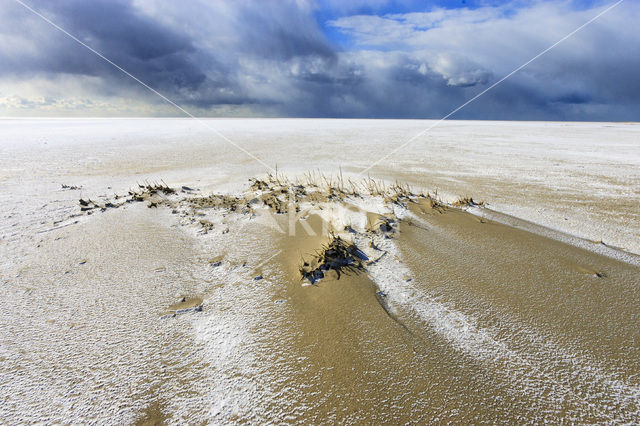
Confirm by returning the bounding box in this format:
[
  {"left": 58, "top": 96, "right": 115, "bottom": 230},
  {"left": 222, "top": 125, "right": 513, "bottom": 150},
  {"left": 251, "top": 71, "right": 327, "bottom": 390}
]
[{"left": 1, "top": 119, "right": 639, "bottom": 423}]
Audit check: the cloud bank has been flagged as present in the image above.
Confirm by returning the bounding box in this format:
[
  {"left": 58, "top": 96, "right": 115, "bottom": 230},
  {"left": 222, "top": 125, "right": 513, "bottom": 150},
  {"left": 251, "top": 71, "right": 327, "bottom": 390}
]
[{"left": 0, "top": 0, "right": 638, "bottom": 120}]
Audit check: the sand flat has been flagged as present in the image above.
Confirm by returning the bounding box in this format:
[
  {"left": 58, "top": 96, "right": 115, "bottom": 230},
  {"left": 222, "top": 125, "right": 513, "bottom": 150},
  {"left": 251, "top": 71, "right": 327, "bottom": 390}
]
[{"left": 1, "top": 118, "right": 639, "bottom": 423}]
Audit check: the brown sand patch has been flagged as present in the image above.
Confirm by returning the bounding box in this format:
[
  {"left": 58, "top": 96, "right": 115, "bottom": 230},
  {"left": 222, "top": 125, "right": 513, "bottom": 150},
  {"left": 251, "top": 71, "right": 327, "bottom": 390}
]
[
  {"left": 135, "top": 401, "right": 166, "bottom": 426},
  {"left": 398, "top": 200, "right": 640, "bottom": 377}
]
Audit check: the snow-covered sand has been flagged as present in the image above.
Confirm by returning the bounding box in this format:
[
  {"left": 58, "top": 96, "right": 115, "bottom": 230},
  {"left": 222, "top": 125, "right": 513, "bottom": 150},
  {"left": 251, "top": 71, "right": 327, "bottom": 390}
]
[
  {"left": 2, "top": 118, "right": 637, "bottom": 253},
  {"left": 1, "top": 118, "right": 638, "bottom": 423}
]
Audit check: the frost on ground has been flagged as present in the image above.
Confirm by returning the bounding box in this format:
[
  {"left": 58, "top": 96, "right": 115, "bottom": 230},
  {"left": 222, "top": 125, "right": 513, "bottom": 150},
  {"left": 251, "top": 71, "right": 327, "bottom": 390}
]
[{"left": 1, "top": 117, "right": 639, "bottom": 423}]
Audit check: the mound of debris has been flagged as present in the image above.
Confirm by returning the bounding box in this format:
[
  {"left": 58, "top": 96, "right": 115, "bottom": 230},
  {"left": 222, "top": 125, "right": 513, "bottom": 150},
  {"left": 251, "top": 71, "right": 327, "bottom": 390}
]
[
  {"left": 78, "top": 198, "right": 119, "bottom": 214},
  {"left": 128, "top": 181, "right": 175, "bottom": 204},
  {"left": 77, "top": 181, "right": 176, "bottom": 213},
  {"left": 187, "top": 193, "right": 253, "bottom": 214},
  {"left": 453, "top": 197, "right": 484, "bottom": 208},
  {"left": 249, "top": 176, "right": 307, "bottom": 213},
  {"left": 300, "top": 234, "right": 369, "bottom": 284},
  {"left": 71, "top": 173, "right": 482, "bottom": 246}
]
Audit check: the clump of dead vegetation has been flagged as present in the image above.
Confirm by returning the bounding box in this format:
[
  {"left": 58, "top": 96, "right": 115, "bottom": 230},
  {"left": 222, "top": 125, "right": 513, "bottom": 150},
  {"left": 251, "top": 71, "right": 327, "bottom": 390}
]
[
  {"left": 249, "top": 173, "right": 308, "bottom": 212},
  {"left": 425, "top": 197, "right": 448, "bottom": 213},
  {"left": 127, "top": 181, "right": 175, "bottom": 203},
  {"left": 74, "top": 170, "right": 485, "bottom": 224},
  {"left": 68, "top": 172, "right": 495, "bottom": 289},
  {"left": 78, "top": 197, "right": 119, "bottom": 214},
  {"left": 299, "top": 234, "right": 369, "bottom": 284},
  {"left": 77, "top": 181, "right": 177, "bottom": 213},
  {"left": 78, "top": 198, "right": 100, "bottom": 212},
  {"left": 187, "top": 194, "right": 253, "bottom": 214},
  {"left": 246, "top": 169, "right": 429, "bottom": 212},
  {"left": 453, "top": 197, "right": 485, "bottom": 207},
  {"left": 72, "top": 171, "right": 469, "bottom": 243}
]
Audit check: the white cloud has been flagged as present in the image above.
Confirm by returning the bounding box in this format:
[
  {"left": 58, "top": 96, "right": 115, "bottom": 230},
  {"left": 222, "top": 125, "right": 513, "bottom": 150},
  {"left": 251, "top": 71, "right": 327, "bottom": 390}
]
[{"left": 0, "top": 0, "right": 638, "bottom": 119}]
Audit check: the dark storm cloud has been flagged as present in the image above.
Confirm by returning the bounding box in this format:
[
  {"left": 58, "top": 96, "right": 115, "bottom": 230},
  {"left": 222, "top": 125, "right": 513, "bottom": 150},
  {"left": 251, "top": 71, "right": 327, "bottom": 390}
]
[
  {"left": 238, "top": 5, "right": 336, "bottom": 61},
  {"left": 1, "top": 0, "right": 639, "bottom": 120},
  {"left": 0, "top": 0, "right": 336, "bottom": 107},
  {"left": 1, "top": 0, "right": 208, "bottom": 93}
]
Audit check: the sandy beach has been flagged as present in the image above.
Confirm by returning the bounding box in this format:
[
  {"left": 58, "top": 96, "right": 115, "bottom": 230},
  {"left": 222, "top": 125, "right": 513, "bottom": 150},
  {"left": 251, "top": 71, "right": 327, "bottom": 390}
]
[{"left": 1, "top": 118, "right": 639, "bottom": 423}]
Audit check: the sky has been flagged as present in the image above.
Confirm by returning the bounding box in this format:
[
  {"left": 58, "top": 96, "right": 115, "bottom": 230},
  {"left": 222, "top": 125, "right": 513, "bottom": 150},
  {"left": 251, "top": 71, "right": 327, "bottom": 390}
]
[{"left": 0, "top": 0, "right": 638, "bottom": 120}]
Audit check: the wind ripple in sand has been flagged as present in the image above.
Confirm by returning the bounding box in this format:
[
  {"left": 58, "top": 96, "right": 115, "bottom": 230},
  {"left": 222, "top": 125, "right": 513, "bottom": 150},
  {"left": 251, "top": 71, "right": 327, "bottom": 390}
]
[{"left": 363, "top": 214, "right": 639, "bottom": 422}]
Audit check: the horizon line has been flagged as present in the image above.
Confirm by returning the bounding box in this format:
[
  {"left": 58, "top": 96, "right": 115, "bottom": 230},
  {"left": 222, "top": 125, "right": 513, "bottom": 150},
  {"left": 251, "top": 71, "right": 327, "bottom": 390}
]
[{"left": 0, "top": 116, "right": 638, "bottom": 124}]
